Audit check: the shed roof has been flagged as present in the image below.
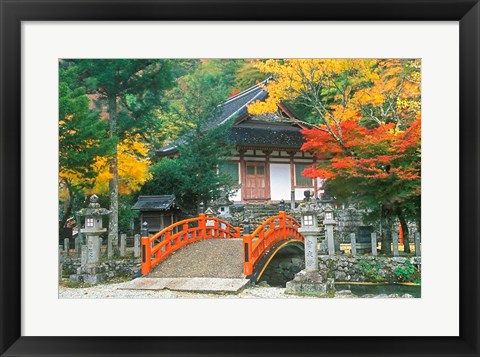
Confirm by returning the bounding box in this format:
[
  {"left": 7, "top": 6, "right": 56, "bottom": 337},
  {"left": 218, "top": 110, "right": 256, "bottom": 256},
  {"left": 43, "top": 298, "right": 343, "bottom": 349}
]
[{"left": 132, "top": 195, "right": 178, "bottom": 211}]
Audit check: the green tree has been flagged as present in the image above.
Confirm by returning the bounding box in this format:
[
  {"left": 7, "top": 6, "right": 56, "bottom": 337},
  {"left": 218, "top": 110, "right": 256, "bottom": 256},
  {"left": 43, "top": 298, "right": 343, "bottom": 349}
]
[
  {"left": 71, "top": 59, "right": 173, "bottom": 257},
  {"left": 141, "top": 67, "right": 238, "bottom": 214},
  {"left": 59, "top": 64, "right": 112, "bottom": 230}
]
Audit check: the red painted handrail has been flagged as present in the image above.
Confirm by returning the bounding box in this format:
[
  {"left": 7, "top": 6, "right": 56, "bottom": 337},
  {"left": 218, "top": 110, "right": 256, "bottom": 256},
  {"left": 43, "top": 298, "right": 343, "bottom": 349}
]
[
  {"left": 141, "top": 214, "right": 241, "bottom": 275},
  {"left": 243, "top": 211, "right": 304, "bottom": 276}
]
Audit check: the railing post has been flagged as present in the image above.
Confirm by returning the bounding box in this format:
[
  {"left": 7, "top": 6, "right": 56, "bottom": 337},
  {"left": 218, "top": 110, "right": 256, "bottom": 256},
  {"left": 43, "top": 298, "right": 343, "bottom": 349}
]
[
  {"left": 199, "top": 213, "right": 207, "bottom": 239},
  {"left": 279, "top": 211, "right": 287, "bottom": 239},
  {"left": 141, "top": 222, "right": 151, "bottom": 275},
  {"left": 183, "top": 223, "right": 188, "bottom": 243},
  {"left": 243, "top": 234, "right": 253, "bottom": 275},
  {"left": 243, "top": 217, "right": 253, "bottom": 275}
]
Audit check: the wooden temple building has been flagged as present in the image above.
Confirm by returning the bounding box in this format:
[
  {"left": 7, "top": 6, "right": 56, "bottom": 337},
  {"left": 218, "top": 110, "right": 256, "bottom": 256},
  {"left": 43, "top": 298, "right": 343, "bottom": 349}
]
[{"left": 157, "top": 79, "right": 323, "bottom": 204}]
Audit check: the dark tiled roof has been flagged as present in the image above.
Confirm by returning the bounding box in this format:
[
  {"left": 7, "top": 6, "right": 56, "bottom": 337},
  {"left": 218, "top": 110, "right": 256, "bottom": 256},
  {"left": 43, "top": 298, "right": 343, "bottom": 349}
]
[
  {"left": 228, "top": 120, "right": 305, "bottom": 149},
  {"left": 157, "top": 79, "right": 269, "bottom": 155},
  {"left": 132, "top": 195, "right": 177, "bottom": 211}
]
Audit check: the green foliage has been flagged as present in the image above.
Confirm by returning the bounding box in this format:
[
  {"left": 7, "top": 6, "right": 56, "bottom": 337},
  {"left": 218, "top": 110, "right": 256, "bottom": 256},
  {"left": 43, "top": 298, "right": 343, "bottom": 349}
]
[
  {"left": 394, "top": 260, "right": 418, "bottom": 282},
  {"left": 118, "top": 194, "right": 139, "bottom": 234},
  {"left": 358, "top": 260, "right": 385, "bottom": 282},
  {"left": 59, "top": 65, "right": 112, "bottom": 182},
  {"left": 141, "top": 64, "right": 242, "bottom": 214}
]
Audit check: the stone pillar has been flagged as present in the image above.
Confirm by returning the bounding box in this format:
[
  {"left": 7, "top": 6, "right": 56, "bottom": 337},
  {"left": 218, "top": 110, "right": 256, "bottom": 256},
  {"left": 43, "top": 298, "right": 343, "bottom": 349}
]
[
  {"left": 107, "top": 236, "right": 113, "bottom": 259},
  {"left": 350, "top": 233, "right": 357, "bottom": 256},
  {"left": 81, "top": 245, "right": 88, "bottom": 266},
  {"left": 134, "top": 234, "right": 141, "bottom": 258},
  {"left": 371, "top": 233, "right": 377, "bottom": 256},
  {"left": 326, "top": 225, "right": 335, "bottom": 256},
  {"left": 304, "top": 235, "right": 318, "bottom": 271},
  {"left": 414, "top": 232, "right": 421, "bottom": 257},
  {"left": 113, "top": 234, "right": 119, "bottom": 257},
  {"left": 392, "top": 231, "right": 399, "bottom": 257},
  {"left": 74, "top": 237, "right": 81, "bottom": 258},
  {"left": 59, "top": 246, "right": 64, "bottom": 280},
  {"left": 98, "top": 237, "right": 103, "bottom": 257},
  {"left": 290, "top": 190, "right": 295, "bottom": 210},
  {"left": 86, "top": 235, "right": 101, "bottom": 267},
  {"left": 120, "top": 233, "right": 126, "bottom": 257},
  {"left": 64, "top": 238, "right": 69, "bottom": 255}
]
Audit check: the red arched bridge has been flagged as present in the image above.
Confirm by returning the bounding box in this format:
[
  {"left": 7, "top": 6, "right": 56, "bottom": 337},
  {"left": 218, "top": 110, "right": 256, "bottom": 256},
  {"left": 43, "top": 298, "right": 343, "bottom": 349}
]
[{"left": 141, "top": 211, "right": 305, "bottom": 283}]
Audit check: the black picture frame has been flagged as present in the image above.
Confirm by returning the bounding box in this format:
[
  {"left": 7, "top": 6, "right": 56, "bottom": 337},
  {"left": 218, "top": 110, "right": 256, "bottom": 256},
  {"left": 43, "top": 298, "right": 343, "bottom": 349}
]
[{"left": 1, "top": 1, "right": 479, "bottom": 356}]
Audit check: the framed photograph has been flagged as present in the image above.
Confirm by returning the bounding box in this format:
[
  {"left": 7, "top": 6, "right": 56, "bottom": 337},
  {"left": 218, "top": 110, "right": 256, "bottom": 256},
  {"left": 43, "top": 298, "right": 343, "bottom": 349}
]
[{"left": 1, "top": 0, "right": 479, "bottom": 356}]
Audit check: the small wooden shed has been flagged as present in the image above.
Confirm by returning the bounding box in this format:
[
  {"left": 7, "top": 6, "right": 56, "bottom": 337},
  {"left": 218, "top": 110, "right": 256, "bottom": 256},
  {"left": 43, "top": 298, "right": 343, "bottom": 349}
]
[{"left": 132, "top": 195, "right": 182, "bottom": 234}]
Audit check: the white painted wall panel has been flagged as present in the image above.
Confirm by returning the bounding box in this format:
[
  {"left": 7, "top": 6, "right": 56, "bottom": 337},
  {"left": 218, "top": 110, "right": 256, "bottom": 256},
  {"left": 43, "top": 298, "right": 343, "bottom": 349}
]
[
  {"left": 270, "top": 163, "right": 291, "bottom": 201},
  {"left": 231, "top": 188, "right": 242, "bottom": 202}
]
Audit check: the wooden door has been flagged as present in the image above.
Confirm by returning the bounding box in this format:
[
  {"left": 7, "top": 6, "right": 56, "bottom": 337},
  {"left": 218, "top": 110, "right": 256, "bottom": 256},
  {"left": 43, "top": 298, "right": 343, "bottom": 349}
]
[{"left": 245, "top": 162, "right": 268, "bottom": 199}]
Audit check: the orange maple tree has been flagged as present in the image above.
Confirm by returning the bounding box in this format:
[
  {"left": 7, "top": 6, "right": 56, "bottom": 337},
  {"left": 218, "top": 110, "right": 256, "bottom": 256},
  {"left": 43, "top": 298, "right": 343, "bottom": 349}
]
[{"left": 248, "top": 59, "right": 421, "bottom": 253}]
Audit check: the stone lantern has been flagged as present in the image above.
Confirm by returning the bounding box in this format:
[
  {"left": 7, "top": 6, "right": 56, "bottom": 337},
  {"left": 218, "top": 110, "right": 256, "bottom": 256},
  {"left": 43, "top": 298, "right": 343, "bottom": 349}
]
[
  {"left": 297, "top": 191, "right": 321, "bottom": 272},
  {"left": 323, "top": 204, "right": 336, "bottom": 256},
  {"left": 286, "top": 191, "right": 335, "bottom": 297},
  {"left": 70, "top": 194, "right": 111, "bottom": 284}
]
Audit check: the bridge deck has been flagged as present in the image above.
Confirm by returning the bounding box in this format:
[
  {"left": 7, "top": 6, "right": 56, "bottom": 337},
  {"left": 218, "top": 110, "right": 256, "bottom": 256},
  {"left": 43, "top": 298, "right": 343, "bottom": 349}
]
[{"left": 148, "top": 238, "right": 244, "bottom": 279}]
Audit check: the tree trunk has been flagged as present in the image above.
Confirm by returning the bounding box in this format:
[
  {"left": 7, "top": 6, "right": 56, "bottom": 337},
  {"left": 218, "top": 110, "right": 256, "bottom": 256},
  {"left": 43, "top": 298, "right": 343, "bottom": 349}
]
[
  {"left": 59, "top": 183, "right": 73, "bottom": 230},
  {"left": 397, "top": 208, "right": 411, "bottom": 253},
  {"left": 379, "top": 205, "right": 392, "bottom": 255},
  {"left": 108, "top": 93, "right": 119, "bottom": 259}
]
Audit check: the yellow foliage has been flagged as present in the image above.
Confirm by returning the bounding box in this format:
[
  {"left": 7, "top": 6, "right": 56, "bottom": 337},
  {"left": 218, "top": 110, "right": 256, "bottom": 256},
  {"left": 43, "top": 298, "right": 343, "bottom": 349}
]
[
  {"left": 248, "top": 59, "right": 421, "bottom": 132},
  {"left": 60, "top": 136, "right": 152, "bottom": 196},
  {"left": 91, "top": 137, "right": 152, "bottom": 195}
]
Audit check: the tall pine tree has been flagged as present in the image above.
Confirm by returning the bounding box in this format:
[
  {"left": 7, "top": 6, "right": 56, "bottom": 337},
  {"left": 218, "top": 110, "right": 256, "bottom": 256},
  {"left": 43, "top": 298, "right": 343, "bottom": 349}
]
[{"left": 71, "top": 59, "right": 173, "bottom": 257}]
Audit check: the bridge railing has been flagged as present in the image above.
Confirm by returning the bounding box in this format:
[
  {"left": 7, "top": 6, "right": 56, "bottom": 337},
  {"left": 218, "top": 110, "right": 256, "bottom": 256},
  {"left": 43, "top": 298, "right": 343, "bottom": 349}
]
[
  {"left": 243, "top": 211, "right": 303, "bottom": 276},
  {"left": 141, "top": 214, "right": 241, "bottom": 275}
]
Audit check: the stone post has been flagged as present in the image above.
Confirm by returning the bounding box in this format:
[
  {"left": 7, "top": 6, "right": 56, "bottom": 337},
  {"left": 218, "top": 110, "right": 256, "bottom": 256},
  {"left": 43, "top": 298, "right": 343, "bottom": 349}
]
[
  {"left": 107, "top": 235, "right": 113, "bottom": 259},
  {"left": 120, "top": 233, "right": 126, "bottom": 257},
  {"left": 290, "top": 190, "right": 295, "bottom": 210},
  {"left": 326, "top": 225, "right": 335, "bottom": 256},
  {"left": 64, "top": 238, "right": 69, "bottom": 255},
  {"left": 134, "top": 234, "right": 141, "bottom": 258},
  {"left": 74, "top": 236, "right": 81, "bottom": 258},
  {"left": 392, "top": 231, "right": 399, "bottom": 257},
  {"left": 113, "top": 234, "right": 120, "bottom": 257},
  {"left": 323, "top": 204, "right": 336, "bottom": 256},
  {"left": 414, "top": 231, "right": 421, "bottom": 257},
  {"left": 371, "top": 232, "right": 377, "bottom": 256},
  {"left": 350, "top": 233, "right": 357, "bottom": 256},
  {"left": 59, "top": 246, "right": 64, "bottom": 280}
]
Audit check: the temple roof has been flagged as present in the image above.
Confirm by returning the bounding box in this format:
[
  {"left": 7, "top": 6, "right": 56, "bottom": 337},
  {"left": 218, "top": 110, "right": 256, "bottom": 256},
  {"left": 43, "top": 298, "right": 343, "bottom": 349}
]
[
  {"left": 157, "top": 78, "right": 305, "bottom": 156},
  {"left": 132, "top": 195, "right": 178, "bottom": 211},
  {"left": 228, "top": 120, "right": 305, "bottom": 149}
]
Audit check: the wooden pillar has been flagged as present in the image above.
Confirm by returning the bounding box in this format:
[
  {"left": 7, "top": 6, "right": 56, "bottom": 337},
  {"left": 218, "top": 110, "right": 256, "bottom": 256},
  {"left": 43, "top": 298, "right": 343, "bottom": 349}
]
[
  {"left": 289, "top": 151, "right": 295, "bottom": 209},
  {"left": 263, "top": 150, "right": 271, "bottom": 199},
  {"left": 239, "top": 148, "right": 246, "bottom": 202}
]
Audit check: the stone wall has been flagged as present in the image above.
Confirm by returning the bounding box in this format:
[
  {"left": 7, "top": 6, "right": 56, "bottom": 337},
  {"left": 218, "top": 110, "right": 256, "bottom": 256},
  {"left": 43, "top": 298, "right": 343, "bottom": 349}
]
[
  {"left": 259, "top": 255, "right": 421, "bottom": 286},
  {"left": 319, "top": 255, "right": 421, "bottom": 283},
  {"left": 62, "top": 257, "right": 141, "bottom": 281}
]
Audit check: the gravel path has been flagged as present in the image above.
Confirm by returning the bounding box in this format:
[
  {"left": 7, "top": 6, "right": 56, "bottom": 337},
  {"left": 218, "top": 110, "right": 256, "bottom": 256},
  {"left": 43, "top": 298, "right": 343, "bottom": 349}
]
[
  {"left": 59, "top": 283, "right": 413, "bottom": 299},
  {"left": 59, "top": 282, "right": 303, "bottom": 299},
  {"left": 148, "top": 239, "right": 244, "bottom": 279}
]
